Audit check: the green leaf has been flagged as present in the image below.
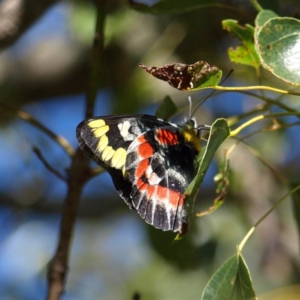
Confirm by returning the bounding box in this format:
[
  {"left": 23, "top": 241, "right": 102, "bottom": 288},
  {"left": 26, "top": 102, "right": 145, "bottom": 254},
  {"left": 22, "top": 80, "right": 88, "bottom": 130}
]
[
  {"left": 233, "top": 255, "right": 257, "bottom": 300},
  {"left": 191, "top": 68, "right": 222, "bottom": 90},
  {"left": 155, "top": 96, "right": 178, "bottom": 120},
  {"left": 201, "top": 254, "right": 257, "bottom": 300},
  {"left": 181, "top": 119, "right": 229, "bottom": 237},
  {"left": 255, "top": 17, "right": 300, "bottom": 86},
  {"left": 201, "top": 255, "right": 239, "bottom": 300},
  {"left": 255, "top": 10, "right": 278, "bottom": 28},
  {"left": 222, "top": 20, "right": 260, "bottom": 68},
  {"left": 128, "top": 0, "right": 217, "bottom": 15}
]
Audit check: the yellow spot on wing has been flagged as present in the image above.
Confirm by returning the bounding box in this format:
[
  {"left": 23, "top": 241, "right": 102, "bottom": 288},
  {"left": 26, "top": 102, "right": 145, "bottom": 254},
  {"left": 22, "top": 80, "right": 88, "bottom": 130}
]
[
  {"left": 87, "top": 119, "right": 109, "bottom": 138},
  {"left": 98, "top": 135, "right": 108, "bottom": 152},
  {"left": 93, "top": 125, "right": 109, "bottom": 137},
  {"left": 102, "top": 146, "right": 115, "bottom": 161},
  {"left": 88, "top": 119, "right": 106, "bottom": 128},
  {"left": 111, "top": 148, "right": 127, "bottom": 169}
]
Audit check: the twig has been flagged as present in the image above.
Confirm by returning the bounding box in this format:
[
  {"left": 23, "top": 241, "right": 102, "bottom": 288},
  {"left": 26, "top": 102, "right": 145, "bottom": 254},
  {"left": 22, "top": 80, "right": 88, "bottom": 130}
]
[
  {"left": 33, "top": 147, "right": 67, "bottom": 181},
  {"left": 0, "top": 103, "right": 75, "bottom": 157},
  {"left": 230, "top": 112, "right": 300, "bottom": 136}
]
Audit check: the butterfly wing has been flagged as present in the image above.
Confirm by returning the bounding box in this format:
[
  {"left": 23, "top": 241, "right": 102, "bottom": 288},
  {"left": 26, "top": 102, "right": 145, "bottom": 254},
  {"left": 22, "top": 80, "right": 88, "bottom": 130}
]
[
  {"left": 76, "top": 114, "right": 174, "bottom": 208},
  {"left": 76, "top": 114, "right": 200, "bottom": 233},
  {"left": 125, "top": 127, "right": 199, "bottom": 233}
]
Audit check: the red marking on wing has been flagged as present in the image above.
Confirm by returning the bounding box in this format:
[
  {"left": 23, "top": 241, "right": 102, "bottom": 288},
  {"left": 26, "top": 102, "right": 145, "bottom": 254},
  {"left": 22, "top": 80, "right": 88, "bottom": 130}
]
[
  {"left": 137, "top": 178, "right": 147, "bottom": 189},
  {"left": 137, "top": 178, "right": 184, "bottom": 208},
  {"left": 147, "top": 185, "right": 156, "bottom": 198},
  {"left": 156, "top": 129, "right": 179, "bottom": 145},
  {"left": 136, "top": 178, "right": 156, "bottom": 198},
  {"left": 137, "top": 135, "right": 147, "bottom": 143},
  {"left": 138, "top": 142, "right": 154, "bottom": 158},
  {"left": 135, "top": 160, "right": 149, "bottom": 178},
  {"left": 157, "top": 185, "right": 184, "bottom": 207}
]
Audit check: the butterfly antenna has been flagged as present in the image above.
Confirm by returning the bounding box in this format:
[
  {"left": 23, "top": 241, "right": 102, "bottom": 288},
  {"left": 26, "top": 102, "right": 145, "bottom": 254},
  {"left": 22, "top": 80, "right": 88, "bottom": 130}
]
[{"left": 191, "top": 69, "right": 234, "bottom": 118}]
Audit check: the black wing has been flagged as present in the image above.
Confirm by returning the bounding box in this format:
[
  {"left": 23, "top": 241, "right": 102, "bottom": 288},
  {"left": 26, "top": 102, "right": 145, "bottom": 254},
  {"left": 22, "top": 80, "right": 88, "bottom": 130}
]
[{"left": 76, "top": 114, "right": 173, "bottom": 208}]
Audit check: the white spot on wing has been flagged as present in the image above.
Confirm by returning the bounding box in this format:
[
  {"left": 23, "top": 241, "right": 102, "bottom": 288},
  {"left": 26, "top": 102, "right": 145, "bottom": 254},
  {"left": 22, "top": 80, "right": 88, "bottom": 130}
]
[
  {"left": 148, "top": 172, "right": 161, "bottom": 185},
  {"left": 118, "top": 121, "right": 131, "bottom": 138}
]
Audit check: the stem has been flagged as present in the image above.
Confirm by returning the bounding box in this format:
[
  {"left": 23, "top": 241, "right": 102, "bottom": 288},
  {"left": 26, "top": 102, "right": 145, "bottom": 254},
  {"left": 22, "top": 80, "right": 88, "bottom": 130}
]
[
  {"left": 230, "top": 112, "right": 300, "bottom": 136},
  {"left": 238, "top": 184, "right": 300, "bottom": 251},
  {"left": 227, "top": 104, "right": 267, "bottom": 127},
  {"left": 230, "top": 115, "right": 264, "bottom": 136},
  {"left": 212, "top": 85, "right": 300, "bottom": 96},
  {"left": 249, "top": 0, "right": 264, "bottom": 12}
]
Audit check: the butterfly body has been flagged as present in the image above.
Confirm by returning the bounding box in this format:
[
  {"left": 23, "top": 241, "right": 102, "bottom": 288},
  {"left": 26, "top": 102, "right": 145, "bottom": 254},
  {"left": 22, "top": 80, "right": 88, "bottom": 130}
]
[{"left": 76, "top": 114, "right": 202, "bottom": 234}]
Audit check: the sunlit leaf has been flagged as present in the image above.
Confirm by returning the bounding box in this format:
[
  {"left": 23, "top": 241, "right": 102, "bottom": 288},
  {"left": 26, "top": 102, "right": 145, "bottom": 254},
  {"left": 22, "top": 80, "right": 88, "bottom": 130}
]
[
  {"left": 222, "top": 20, "right": 260, "bottom": 68},
  {"left": 128, "top": 0, "right": 217, "bottom": 15},
  {"left": 255, "top": 16, "right": 300, "bottom": 85},
  {"left": 155, "top": 96, "right": 178, "bottom": 120}
]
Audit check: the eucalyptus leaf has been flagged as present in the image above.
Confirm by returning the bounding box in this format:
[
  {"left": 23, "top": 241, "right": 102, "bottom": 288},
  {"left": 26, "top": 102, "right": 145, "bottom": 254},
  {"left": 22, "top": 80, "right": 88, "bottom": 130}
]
[
  {"left": 255, "top": 17, "right": 300, "bottom": 85},
  {"left": 202, "top": 254, "right": 257, "bottom": 300},
  {"left": 233, "top": 255, "right": 257, "bottom": 300},
  {"left": 201, "top": 255, "right": 239, "bottom": 300},
  {"left": 255, "top": 9, "right": 279, "bottom": 28}
]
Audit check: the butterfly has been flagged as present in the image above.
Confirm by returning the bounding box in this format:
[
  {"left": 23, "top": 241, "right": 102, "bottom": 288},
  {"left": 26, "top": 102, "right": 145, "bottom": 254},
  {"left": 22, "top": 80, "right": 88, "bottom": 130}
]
[{"left": 76, "top": 114, "right": 207, "bottom": 235}]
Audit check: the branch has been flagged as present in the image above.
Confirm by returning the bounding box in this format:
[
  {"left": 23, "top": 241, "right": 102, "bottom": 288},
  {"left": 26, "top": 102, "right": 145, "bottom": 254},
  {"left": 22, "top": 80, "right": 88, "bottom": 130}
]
[
  {"left": 46, "top": 150, "right": 90, "bottom": 300},
  {"left": 46, "top": 1, "right": 108, "bottom": 299}
]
